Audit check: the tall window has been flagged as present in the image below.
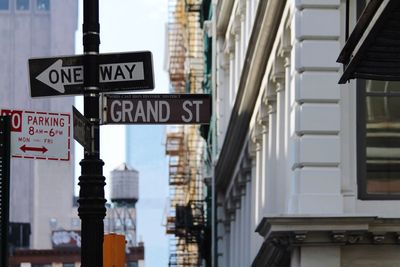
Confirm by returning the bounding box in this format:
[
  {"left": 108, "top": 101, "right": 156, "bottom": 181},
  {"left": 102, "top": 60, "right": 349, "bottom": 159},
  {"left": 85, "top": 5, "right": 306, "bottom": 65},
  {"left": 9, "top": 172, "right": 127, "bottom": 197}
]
[
  {"left": 16, "top": 0, "right": 29, "bottom": 10},
  {"left": 358, "top": 81, "right": 400, "bottom": 199},
  {"left": 36, "top": 0, "right": 49, "bottom": 11},
  {"left": 353, "top": 0, "right": 400, "bottom": 199},
  {"left": 0, "top": 0, "right": 8, "bottom": 10}
]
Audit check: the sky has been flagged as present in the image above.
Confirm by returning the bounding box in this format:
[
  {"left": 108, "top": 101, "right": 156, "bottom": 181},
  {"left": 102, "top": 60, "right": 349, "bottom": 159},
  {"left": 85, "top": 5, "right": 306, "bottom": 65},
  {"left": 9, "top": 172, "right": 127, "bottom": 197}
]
[{"left": 74, "top": 1, "right": 170, "bottom": 266}]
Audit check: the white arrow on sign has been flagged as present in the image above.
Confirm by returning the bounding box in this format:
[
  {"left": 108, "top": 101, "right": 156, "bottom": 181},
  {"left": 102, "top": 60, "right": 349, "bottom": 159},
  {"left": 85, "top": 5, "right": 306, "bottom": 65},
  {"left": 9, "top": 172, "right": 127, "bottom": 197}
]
[
  {"left": 36, "top": 59, "right": 83, "bottom": 93},
  {"left": 35, "top": 60, "right": 145, "bottom": 93}
]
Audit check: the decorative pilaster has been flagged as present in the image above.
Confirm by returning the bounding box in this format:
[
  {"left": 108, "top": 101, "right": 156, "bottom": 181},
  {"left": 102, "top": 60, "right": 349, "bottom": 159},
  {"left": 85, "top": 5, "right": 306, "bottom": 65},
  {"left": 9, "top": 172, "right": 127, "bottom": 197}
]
[{"left": 238, "top": 0, "right": 247, "bottom": 60}]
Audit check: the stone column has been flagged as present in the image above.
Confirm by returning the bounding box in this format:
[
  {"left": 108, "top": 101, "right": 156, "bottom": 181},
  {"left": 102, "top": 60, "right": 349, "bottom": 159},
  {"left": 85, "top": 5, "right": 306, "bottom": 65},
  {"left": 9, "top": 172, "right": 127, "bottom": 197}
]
[
  {"left": 216, "top": 192, "right": 227, "bottom": 267},
  {"left": 232, "top": 18, "right": 241, "bottom": 96},
  {"left": 257, "top": 104, "right": 268, "bottom": 215},
  {"left": 229, "top": 49, "right": 235, "bottom": 107},
  {"left": 274, "top": 77, "right": 286, "bottom": 213},
  {"left": 249, "top": 127, "right": 263, "bottom": 260},
  {"left": 266, "top": 101, "right": 277, "bottom": 213},
  {"left": 238, "top": 0, "right": 246, "bottom": 66}
]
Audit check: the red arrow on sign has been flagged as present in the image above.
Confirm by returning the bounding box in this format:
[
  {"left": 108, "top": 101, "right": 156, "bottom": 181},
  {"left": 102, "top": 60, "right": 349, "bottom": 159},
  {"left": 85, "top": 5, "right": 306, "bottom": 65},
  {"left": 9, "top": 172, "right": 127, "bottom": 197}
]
[{"left": 20, "top": 144, "right": 48, "bottom": 153}]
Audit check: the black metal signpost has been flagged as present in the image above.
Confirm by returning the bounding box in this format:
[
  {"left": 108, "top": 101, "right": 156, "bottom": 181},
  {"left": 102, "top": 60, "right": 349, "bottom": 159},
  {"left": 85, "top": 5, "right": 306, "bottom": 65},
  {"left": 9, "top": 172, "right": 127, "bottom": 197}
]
[
  {"left": 78, "top": 1, "right": 106, "bottom": 266},
  {"left": 0, "top": 116, "right": 10, "bottom": 267}
]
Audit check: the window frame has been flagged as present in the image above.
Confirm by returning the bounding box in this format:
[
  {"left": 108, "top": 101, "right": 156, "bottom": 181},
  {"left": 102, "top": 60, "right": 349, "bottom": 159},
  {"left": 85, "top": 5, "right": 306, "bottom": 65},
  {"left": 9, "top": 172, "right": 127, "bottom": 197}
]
[
  {"left": 355, "top": 0, "right": 400, "bottom": 200},
  {"left": 0, "top": 0, "right": 10, "bottom": 11},
  {"left": 357, "top": 79, "right": 400, "bottom": 200},
  {"left": 357, "top": 80, "right": 368, "bottom": 199},
  {"left": 35, "top": 0, "right": 49, "bottom": 12},
  {"left": 15, "top": 0, "right": 30, "bottom": 11}
]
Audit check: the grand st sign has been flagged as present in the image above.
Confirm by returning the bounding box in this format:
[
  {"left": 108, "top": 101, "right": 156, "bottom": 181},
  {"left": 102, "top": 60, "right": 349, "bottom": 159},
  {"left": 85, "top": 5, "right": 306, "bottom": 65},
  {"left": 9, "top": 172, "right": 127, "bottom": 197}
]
[{"left": 103, "top": 94, "right": 211, "bottom": 124}]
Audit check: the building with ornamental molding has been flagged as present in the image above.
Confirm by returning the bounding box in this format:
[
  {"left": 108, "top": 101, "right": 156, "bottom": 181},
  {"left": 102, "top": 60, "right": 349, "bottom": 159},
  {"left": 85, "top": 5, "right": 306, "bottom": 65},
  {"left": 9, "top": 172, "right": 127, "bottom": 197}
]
[
  {"left": 167, "top": 0, "right": 400, "bottom": 266},
  {"left": 210, "top": 0, "right": 400, "bottom": 266}
]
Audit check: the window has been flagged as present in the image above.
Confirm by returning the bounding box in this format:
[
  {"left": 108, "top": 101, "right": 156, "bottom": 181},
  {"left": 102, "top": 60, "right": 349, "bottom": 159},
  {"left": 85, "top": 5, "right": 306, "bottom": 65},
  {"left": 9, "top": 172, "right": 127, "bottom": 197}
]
[
  {"left": 36, "top": 0, "right": 49, "bottom": 11},
  {"left": 9, "top": 222, "right": 30, "bottom": 248},
  {"left": 16, "top": 0, "right": 29, "bottom": 10},
  {"left": 71, "top": 217, "right": 80, "bottom": 228},
  {"left": 49, "top": 218, "right": 57, "bottom": 230},
  {"left": 125, "top": 218, "right": 132, "bottom": 227},
  {"left": 354, "top": 0, "right": 400, "bottom": 199},
  {"left": 358, "top": 81, "right": 400, "bottom": 199},
  {"left": 0, "top": 0, "right": 8, "bottom": 10}
]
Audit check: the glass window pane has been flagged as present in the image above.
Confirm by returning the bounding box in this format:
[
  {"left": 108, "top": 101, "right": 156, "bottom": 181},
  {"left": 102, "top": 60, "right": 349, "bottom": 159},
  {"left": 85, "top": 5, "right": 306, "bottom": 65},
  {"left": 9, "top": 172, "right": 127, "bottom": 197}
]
[
  {"left": 0, "top": 0, "right": 8, "bottom": 10},
  {"left": 366, "top": 80, "right": 400, "bottom": 94},
  {"left": 365, "top": 91, "right": 400, "bottom": 195},
  {"left": 16, "top": 0, "right": 29, "bottom": 10},
  {"left": 366, "top": 96, "right": 400, "bottom": 122},
  {"left": 37, "top": 0, "right": 49, "bottom": 10}
]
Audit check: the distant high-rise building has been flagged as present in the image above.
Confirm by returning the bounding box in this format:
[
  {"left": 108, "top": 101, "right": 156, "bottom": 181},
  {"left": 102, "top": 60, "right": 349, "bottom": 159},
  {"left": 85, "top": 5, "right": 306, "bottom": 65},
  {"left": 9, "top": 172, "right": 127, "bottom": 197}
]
[{"left": 0, "top": 0, "right": 78, "bottom": 250}]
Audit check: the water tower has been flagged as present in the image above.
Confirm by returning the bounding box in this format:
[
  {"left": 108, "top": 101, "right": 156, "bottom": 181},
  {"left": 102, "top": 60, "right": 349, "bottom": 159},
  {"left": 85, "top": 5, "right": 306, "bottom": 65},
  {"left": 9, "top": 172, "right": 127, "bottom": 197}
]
[{"left": 108, "top": 163, "right": 139, "bottom": 247}]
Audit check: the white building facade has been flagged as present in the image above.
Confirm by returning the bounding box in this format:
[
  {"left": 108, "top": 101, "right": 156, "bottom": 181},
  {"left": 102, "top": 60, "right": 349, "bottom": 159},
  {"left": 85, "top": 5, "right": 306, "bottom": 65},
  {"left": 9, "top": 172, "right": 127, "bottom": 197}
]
[{"left": 208, "top": 0, "right": 400, "bottom": 266}]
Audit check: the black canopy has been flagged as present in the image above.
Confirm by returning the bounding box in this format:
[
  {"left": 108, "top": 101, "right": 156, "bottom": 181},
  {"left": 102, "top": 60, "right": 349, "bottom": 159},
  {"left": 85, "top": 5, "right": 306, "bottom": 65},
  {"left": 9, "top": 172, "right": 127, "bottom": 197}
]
[{"left": 338, "top": 0, "right": 400, "bottom": 83}]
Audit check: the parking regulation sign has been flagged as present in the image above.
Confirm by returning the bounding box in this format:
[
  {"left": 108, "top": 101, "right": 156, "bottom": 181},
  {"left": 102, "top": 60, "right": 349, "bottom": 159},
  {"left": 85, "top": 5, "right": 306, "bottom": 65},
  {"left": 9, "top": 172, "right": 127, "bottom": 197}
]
[{"left": 0, "top": 109, "right": 70, "bottom": 161}]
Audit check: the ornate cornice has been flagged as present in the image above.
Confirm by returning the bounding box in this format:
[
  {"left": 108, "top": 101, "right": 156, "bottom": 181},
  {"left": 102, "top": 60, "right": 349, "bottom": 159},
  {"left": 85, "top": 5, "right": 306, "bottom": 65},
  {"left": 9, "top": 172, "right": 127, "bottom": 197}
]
[
  {"left": 237, "top": 0, "right": 246, "bottom": 17},
  {"left": 278, "top": 29, "right": 292, "bottom": 59},
  {"left": 252, "top": 216, "right": 400, "bottom": 266},
  {"left": 240, "top": 151, "right": 252, "bottom": 178},
  {"left": 231, "top": 16, "right": 242, "bottom": 38},
  {"left": 248, "top": 124, "right": 262, "bottom": 159},
  {"left": 219, "top": 51, "right": 230, "bottom": 71},
  {"left": 224, "top": 36, "right": 235, "bottom": 55},
  {"left": 268, "top": 102, "right": 277, "bottom": 115},
  {"left": 257, "top": 103, "right": 269, "bottom": 131}
]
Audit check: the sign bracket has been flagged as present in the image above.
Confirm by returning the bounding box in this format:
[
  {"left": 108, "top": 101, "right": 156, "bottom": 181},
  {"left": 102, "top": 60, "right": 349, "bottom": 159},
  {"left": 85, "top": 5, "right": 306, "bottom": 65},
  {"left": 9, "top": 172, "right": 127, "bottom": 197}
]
[{"left": 100, "top": 93, "right": 107, "bottom": 125}]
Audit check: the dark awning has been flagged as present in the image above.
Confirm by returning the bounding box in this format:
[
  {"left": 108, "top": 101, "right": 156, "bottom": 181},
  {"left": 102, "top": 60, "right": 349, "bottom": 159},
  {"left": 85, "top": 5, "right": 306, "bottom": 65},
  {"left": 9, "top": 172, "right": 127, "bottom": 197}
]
[{"left": 337, "top": 0, "right": 400, "bottom": 84}]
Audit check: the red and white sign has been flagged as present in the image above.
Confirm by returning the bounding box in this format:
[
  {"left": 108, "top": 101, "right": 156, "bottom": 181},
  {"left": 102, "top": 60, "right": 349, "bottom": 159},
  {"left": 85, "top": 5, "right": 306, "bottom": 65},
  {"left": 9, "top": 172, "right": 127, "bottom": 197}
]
[{"left": 0, "top": 109, "right": 70, "bottom": 161}]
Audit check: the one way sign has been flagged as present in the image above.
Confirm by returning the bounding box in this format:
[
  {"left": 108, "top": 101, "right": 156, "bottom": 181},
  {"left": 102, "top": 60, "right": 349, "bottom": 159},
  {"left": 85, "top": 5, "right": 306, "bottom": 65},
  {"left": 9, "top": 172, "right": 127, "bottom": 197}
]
[{"left": 28, "top": 51, "right": 154, "bottom": 97}]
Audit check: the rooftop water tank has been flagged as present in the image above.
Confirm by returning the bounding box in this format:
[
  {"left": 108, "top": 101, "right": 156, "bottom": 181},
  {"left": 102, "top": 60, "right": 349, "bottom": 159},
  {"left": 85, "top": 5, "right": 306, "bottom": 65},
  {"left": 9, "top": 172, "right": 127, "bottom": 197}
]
[{"left": 110, "top": 163, "right": 139, "bottom": 205}]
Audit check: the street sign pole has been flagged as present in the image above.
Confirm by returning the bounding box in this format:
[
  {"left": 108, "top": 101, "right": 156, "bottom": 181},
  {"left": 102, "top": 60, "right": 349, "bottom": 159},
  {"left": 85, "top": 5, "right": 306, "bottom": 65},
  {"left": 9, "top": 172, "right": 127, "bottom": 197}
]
[
  {"left": 0, "top": 116, "right": 10, "bottom": 267},
  {"left": 78, "top": 0, "right": 106, "bottom": 266}
]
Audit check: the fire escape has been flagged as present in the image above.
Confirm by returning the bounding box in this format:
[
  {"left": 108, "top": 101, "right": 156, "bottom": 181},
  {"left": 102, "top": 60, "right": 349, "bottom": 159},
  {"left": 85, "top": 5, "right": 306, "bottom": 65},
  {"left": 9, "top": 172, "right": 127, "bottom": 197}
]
[{"left": 166, "top": 0, "right": 206, "bottom": 266}]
